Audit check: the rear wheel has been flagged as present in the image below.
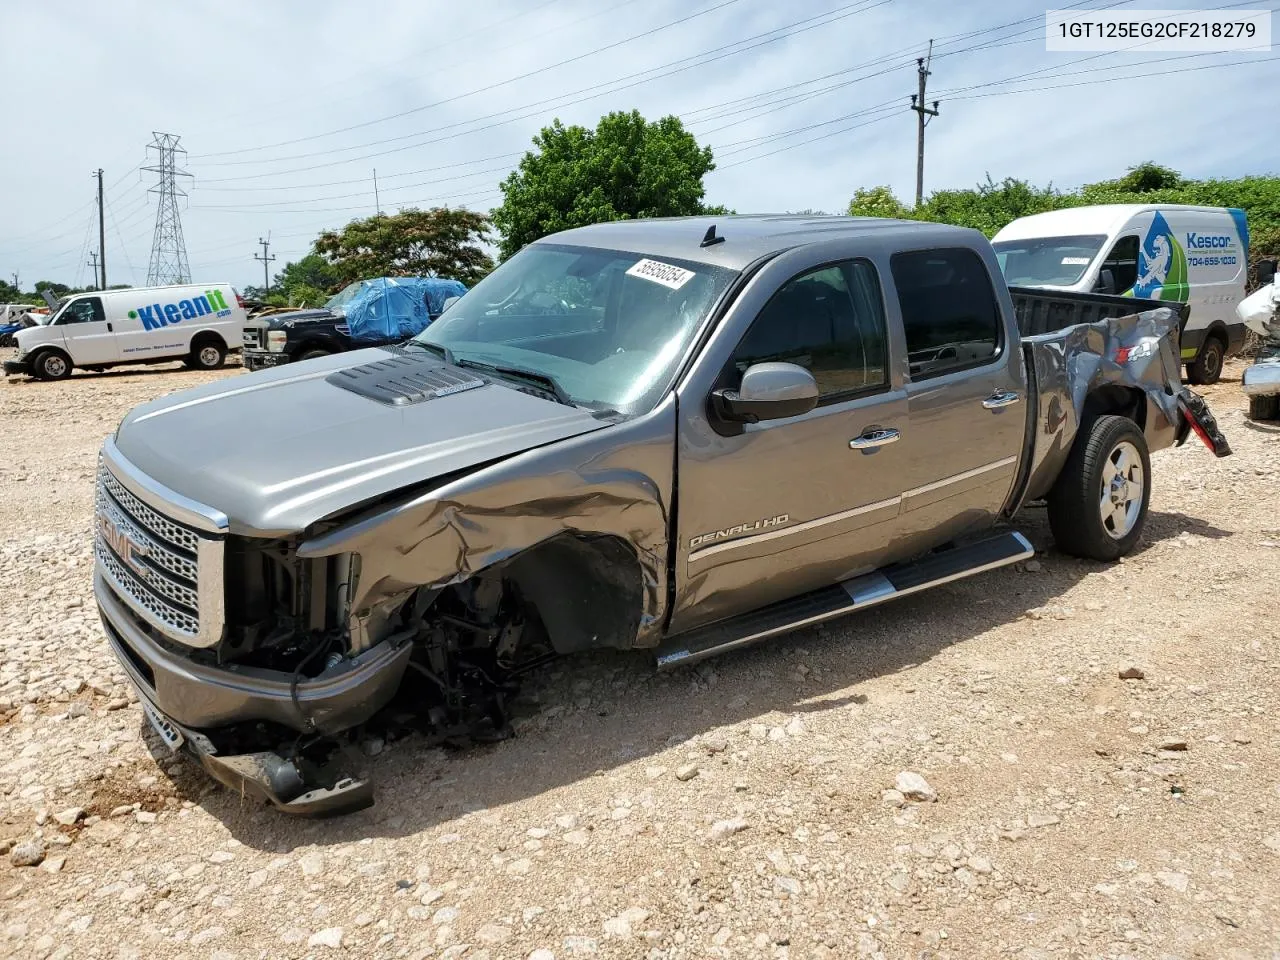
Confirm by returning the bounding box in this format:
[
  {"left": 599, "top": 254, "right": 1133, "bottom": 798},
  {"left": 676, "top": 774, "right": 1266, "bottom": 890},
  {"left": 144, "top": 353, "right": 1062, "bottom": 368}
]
[
  {"left": 32, "top": 350, "right": 72, "bottom": 381},
  {"left": 1047, "top": 415, "right": 1151, "bottom": 561},
  {"left": 1249, "top": 393, "right": 1280, "bottom": 421},
  {"left": 1186, "top": 337, "right": 1224, "bottom": 385},
  {"left": 186, "top": 338, "right": 226, "bottom": 370}
]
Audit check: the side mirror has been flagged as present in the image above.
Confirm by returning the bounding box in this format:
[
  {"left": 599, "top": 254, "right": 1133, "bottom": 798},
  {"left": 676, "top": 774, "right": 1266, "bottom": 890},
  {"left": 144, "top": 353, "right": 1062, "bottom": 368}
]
[
  {"left": 1095, "top": 268, "right": 1117, "bottom": 295},
  {"left": 1258, "top": 259, "right": 1277, "bottom": 286},
  {"left": 711, "top": 362, "right": 819, "bottom": 424}
]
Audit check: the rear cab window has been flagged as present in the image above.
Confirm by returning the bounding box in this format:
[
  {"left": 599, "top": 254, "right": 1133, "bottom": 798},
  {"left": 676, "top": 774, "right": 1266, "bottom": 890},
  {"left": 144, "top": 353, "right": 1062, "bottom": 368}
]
[{"left": 890, "top": 248, "right": 1002, "bottom": 380}]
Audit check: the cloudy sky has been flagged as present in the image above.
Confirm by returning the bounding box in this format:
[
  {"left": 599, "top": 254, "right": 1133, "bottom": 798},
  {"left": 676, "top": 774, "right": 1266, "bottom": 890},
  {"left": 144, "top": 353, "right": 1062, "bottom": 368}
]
[{"left": 3, "top": 0, "right": 1275, "bottom": 292}]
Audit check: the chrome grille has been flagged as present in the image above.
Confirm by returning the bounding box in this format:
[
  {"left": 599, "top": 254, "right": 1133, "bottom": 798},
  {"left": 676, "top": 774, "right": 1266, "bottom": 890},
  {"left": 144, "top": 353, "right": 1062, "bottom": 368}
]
[
  {"left": 99, "top": 467, "right": 201, "bottom": 553},
  {"left": 243, "top": 326, "right": 263, "bottom": 349},
  {"left": 94, "top": 454, "right": 225, "bottom": 647}
]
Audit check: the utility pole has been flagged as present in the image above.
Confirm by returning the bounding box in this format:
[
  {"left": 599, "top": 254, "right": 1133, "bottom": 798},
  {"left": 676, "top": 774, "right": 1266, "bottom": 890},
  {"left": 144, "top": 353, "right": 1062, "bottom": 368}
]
[
  {"left": 909, "top": 40, "right": 939, "bottom": 208},
  {"left": 373, "top": 168, "right": 382, "bottom": 215},
  {"left": 10, "top": 272, "right": 18, "bottom": 292},
  {"left": 87, "top": 252, "right": 100, "bottom": 290},
  {"left": 254, "top": 235, "right": 276, "bottom": 294},
  {"left": 93, "top": 168, "right": 106, "bottom": 289}
]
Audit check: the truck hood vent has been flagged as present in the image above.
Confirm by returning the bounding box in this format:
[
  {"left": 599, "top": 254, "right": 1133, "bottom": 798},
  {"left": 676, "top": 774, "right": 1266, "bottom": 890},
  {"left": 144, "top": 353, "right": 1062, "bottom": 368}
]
[{"left": 325, "top": 350, "right": 486, "bottom": 406}]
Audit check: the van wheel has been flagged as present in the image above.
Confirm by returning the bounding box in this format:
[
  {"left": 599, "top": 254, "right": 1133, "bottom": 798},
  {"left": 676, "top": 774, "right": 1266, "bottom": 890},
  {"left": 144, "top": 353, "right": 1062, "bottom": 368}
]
[
  {"left": 1249, "top": 393, "right": 1280, "bottom": 421},
  {"left": 32, "top": 350, "right": 72, "bottom": 381},
  {"left": 1047, "top": 415, "right": 1151, "bottom": 561},
  {"left": 1186, "top": 337, "right": 1224, "bottom": 385},
  {"left": 187, "top": 339, "right": 226, "bottom": 370}
]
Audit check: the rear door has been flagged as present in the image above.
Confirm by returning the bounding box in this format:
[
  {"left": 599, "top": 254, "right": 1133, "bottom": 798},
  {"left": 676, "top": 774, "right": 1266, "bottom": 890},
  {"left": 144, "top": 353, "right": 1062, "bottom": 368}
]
[
  {"left": 672, "top": 254, "right": 910, "bottom": 632},
  {"left": 55, "top": 296, "right": 117, "bottom": 365},
  {"left": 889, "top": 247, "right": 1026, "bottom": 552}
]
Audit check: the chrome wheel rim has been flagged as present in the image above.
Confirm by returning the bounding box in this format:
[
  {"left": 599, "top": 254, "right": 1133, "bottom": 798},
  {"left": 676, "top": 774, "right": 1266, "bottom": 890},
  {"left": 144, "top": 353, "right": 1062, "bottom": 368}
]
[
  {"left": 199, "top": 346, "right": 221, "bottom": 367},
  {"left": 1100, "top": 440, "right": 1144, "bottom": 539},
  {"left": 44, "top": 355, "right": 67, "bottom": 377}
]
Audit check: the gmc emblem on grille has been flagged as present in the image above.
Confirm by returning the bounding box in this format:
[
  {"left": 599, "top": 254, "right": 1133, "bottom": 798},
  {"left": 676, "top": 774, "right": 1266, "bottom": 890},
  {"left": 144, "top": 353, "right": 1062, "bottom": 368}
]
[{"left": 99, "top": 514, "right": 151, "bottom": 576}]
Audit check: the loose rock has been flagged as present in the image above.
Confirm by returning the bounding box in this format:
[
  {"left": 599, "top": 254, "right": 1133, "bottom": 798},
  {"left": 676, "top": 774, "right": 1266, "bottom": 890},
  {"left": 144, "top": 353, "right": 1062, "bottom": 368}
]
[
  {"left": 9, "top": 840, "right": 44, "bottom": 868},
  {"left": 894, "top": 771, "right": 937, "bottom": 802}
]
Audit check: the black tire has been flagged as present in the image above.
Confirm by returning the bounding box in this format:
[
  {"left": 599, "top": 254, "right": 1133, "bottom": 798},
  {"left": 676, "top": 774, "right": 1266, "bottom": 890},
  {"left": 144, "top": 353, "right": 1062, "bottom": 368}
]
[
  {"left": 186, "top": 338, "right": 226, "bottom": 370},
  {"left": 1249, "top": 393, "right": 1280, "bottom": 421},
  {"left": 1047, "top": 415, "right": 1152, "bottom": 561},
  {"left": 1186, "top": 337, "right": 1224, "bottom": 385},
  {"left": 31, "top": 350, "right": 72, "bottom": 381},
  {"left": 298, "top": 349, "right": 331, "bottom": 362}
]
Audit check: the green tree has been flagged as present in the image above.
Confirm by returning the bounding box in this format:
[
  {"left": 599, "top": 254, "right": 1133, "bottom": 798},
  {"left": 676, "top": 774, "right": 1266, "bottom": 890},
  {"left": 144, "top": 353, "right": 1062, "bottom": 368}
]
[
  {"left": 315, "top": 207, "right": 494, "bottom": 287},
  {"left": 846, "top": 186, "right": 911, "bottom": 220},
  {"left": 492, "top": 110, "right": 722, "bottom": 260}
]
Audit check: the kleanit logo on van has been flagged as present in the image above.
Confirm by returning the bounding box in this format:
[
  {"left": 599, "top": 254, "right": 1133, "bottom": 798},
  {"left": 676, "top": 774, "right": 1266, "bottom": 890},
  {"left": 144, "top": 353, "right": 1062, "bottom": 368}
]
[
  {"left": 127, "top": 290, "right": 231, "bottom": 331},
  {"left": 1185, "top": 233, "right": 1235, "bottom": 250}
]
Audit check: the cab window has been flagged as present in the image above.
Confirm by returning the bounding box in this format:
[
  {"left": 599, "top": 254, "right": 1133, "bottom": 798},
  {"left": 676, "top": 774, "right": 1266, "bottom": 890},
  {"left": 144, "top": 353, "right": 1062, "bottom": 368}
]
[
  {"left": 728, "top": 260, "right": 889, "bottom": 403},
  {"left": 1096, "top": 235, "right": 1138, "bottom": 294},
  {"left": 54, "top": 297, "right": 105, "bottom": 325},
  {"left": 891, "top": 248, "right": 1001, "bottom": 380}
]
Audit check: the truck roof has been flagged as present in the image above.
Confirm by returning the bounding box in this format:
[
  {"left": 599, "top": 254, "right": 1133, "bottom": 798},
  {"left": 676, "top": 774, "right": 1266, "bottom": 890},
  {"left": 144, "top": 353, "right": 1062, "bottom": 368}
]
[
  {"left": 542, "top": 215, "right": 986, "bottom": 271},
  {"left": 993, "top": 204, "right": 1238, "bottom": 242}
]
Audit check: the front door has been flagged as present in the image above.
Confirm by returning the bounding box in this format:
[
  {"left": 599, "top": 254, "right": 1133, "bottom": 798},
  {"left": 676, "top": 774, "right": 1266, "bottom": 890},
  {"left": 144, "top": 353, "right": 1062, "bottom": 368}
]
[
  {"left": 672, "top": 258, "right": 909, "bottom": 633},
  {"left": 889, "top": 247, "right": 1027, "bottom": 552},
  {"left": 55, "top": 296, "right": 116, "bottom": 365}
]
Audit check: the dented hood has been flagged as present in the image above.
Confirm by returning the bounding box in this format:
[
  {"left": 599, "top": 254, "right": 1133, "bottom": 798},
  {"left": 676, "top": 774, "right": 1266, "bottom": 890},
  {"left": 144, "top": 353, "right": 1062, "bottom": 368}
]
[{"left": 114, "top": 347, "right": 609, "bottom": 536}]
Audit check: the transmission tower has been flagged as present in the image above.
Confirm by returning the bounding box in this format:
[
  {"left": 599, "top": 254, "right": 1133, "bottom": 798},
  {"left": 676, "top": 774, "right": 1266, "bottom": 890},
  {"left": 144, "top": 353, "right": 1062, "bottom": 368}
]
[{"left": 142, "top": 132, "right": 193, "bottom": 286}]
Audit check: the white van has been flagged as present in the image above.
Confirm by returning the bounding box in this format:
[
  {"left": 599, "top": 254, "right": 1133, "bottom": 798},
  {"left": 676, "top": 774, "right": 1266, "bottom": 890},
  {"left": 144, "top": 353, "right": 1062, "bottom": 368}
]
[
  {"left": 3, "top": 283, "right": 246, "bottom": 381},
  {"left": 992, "top": 204, "right": 1250, "bottom": 384}
]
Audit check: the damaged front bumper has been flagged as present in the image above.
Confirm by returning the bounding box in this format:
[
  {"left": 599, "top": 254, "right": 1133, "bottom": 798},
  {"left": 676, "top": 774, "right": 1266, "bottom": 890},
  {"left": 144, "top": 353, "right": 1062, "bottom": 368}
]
[
  {"left": 1242, "top": 357, "right": 1280, "bottom": 397},
  {"left": 96, "top": 571, "right": 412, "bottom": 815}
]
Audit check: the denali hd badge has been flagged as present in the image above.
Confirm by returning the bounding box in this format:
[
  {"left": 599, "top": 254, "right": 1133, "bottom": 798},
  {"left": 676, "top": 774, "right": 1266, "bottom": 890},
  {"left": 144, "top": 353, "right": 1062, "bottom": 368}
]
[
  {"left": 98, "top": 513, "right": 151, "bottom": 576},
  {"left": 690, "top": 514, "right": 790, "bottom": 548}
]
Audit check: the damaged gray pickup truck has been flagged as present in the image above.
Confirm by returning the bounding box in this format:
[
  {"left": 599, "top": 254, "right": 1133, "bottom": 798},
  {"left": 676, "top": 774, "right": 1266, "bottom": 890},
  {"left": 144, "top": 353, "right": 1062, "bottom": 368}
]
[{"left": 94, "top": 216, "right": 1230, "bottom": 815}]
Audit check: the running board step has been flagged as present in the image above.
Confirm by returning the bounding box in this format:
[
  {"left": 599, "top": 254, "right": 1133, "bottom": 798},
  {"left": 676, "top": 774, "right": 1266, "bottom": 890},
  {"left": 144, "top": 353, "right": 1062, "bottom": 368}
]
[{"left": 655, "top": 531, "right": 1033, "bottom": 670}]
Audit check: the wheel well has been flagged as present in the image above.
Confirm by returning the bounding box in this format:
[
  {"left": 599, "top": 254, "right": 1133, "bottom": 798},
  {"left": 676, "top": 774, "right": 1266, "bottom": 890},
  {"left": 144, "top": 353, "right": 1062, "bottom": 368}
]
[
  {"left": 1082, "top": 384, "right": 1146, "bottom": 432},
  {"left": 435, "top": 533, "right": 645, "bottom": 656},
  {"left": 191, "top": 330, "right": 227, "bottom": 350}
]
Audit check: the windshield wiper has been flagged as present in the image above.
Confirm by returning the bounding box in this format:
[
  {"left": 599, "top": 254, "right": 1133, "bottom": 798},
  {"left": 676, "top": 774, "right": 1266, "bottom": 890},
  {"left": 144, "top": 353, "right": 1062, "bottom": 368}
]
[
  {"left": 403, "top": 340, "right": 456, "bottom": 364},
  {"left": 453, "top": 357, "right": 573, "bottom": 407}
]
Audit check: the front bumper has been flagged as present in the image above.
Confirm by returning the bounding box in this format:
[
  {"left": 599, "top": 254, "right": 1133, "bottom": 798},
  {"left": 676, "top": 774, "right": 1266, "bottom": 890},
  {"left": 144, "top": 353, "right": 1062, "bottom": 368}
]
[
  {"left": 243, "top": 350, "right": 291, "bottom": 371},
  {"left": 96, "top": 570, "right": 414, "bottom": 733},
  {"left": 3, "top": 358, "right": 31, "bottom": 376},
  {"left": 1242, "top": 359, "right": 1280, "bottom": 397}
]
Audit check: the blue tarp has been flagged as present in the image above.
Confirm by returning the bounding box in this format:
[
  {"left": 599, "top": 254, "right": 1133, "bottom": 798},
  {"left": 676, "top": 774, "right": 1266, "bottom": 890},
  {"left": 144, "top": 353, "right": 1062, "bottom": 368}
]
[{"left": 344, "top": 277, "right": 468, "bottom": 342}]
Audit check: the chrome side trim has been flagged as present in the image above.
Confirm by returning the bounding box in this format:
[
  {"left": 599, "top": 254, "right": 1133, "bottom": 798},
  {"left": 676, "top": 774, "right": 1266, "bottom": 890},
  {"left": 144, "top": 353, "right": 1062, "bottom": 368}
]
[
  {"left": 102, "top": 435, "right": 229, "bottom": 534},
  {"left": 901, "top": 455, "right": 1018, "bottom": 500},
  {"left": 688, "top": 495, "right": 901, "bottom": 564}
]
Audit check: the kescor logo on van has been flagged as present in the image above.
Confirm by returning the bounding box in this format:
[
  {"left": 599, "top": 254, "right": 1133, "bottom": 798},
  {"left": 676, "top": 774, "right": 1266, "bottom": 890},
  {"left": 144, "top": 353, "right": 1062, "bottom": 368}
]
[
  {"left": 127, "top": 290, "right": 232, "bottom": 331},
  {"left": 1185, "top": 233, "right": 1235, "bottom": 249}
]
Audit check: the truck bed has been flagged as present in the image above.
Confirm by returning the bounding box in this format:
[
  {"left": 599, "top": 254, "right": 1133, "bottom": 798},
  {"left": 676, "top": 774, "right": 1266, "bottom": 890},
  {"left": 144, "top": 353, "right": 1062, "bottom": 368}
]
[{"left": 1008, "top": 286, "right": 1189, "bottom": 338}]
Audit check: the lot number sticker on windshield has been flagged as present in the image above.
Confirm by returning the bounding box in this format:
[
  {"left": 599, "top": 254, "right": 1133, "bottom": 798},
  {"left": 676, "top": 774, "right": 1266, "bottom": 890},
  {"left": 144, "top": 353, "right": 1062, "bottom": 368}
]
[
  {"left": 626, "top": 258, "right": 695, "bottom": 290},
  {"left": 1061, "top": 256, "right": 1091, "bottom": 265}
]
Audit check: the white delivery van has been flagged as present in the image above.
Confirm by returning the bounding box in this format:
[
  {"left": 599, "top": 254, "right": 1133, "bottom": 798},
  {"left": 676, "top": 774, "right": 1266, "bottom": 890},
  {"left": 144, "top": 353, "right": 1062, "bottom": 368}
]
[
  {"left": 992, "top": 204, "right": 1250, "bottom": 384},
  {"left": 3, "top": 283, "right": 246, "bottom": 381}
]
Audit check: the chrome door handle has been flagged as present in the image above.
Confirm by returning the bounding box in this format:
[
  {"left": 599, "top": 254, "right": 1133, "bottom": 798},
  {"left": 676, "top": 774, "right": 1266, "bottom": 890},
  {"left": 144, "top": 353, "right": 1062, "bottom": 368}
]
[
  {"left": 982, "top": 391, "right": 1021, "bottom": 409},
  {"left": 849, "top": 428, "right": 901, "bottom": 450}
]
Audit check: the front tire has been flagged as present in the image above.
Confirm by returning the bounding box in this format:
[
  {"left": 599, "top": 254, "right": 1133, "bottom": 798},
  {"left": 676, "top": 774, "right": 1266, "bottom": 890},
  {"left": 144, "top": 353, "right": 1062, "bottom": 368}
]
[
  {"left": 1186, "top": 337, "right": 1224, "bottom": 386},
  {"left": 298, "top": 348, "right": 331, "bottom": 362},
  {"left": 1249, "top": 393, "right": 1280, "bottom": 421},
  {"left": 1047, "top": 415, "right": 1151, "bottom": 561},
  {"left": 187, "top": 339, "right": 226, "bottom": 370},
  {"left": 32, "top": 350, "right": 72, "bottom": 381}
]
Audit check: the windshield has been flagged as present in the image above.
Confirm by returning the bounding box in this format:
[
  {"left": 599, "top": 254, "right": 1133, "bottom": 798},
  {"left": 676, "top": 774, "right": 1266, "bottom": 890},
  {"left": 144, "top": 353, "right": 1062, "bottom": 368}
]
[
  {"left": 992, "top": 234, "right": 1107, "bottom": 287},
  {"left": 324, "top": 280, "right": 367, "bottom": 313},
  {"left": 413, "top": 243, "right": 737, "bottom": 414}
]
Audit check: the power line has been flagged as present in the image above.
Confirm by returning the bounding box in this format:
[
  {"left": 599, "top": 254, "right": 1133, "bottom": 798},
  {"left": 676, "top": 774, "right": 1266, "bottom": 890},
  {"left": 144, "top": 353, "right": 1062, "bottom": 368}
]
[
  {"left": 194, "top": 0, "right": 748, "bottom": 161},
  {"left": 104, "top": 193, "right": 140, "bottom": 285}
]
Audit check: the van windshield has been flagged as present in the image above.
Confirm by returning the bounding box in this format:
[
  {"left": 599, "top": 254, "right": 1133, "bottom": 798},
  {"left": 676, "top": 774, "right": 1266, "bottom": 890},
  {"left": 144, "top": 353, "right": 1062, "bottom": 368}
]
[
  {"left": 992, "top": 235, "right": 1107, "bottom": 287},
  {"left": 412, "top": 243, "right": 737, "bottom": 416}
]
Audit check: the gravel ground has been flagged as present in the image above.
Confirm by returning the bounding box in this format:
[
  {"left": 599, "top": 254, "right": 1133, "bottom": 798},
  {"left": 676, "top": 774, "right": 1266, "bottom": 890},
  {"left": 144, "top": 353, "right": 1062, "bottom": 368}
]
[{"left": 1, "top": 359, "right": 1278, "bottom": 960}]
